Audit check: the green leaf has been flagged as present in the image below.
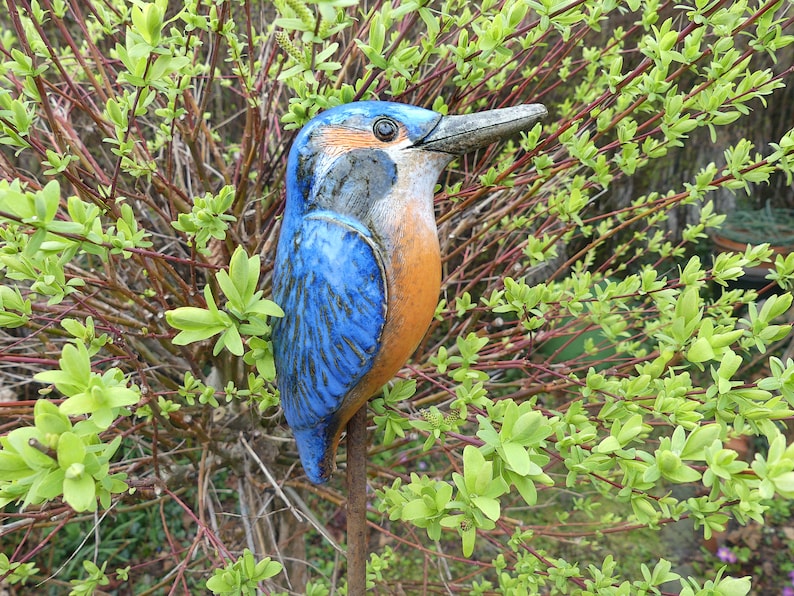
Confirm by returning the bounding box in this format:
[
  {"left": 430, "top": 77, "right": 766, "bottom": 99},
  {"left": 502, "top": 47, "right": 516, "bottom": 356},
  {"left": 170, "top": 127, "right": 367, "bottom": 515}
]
[
  {"left": 247, "top": 299, "right": 284, "bottom": 318},
  {"left": 686, "top": 336, "right": 715, "bottom": 363},
  {"left": 206, "top": 573, "right": 234, "bottom": 593},
  {"left": 0, "top": 451, "right": 33, "bottom": 480},
  {"left": 224, "top": 246, "right": 260, "bottom": 310},
  {"left": 34, "top": 399, "right": 71, "bottom": 435},
  {"left": 772, "top": 471, "right": 794, "bottom": 497},
  {"left": 31, "top": 468, "right": 65, "bottom": 504},
  {"left": 131, "top": 1, "right": 164, "bottom": 46},
  {"left": 216, "top": 271, "right": 243, "bottom": 312},
  {"left": 401, "top": 499, "right": 431, "bottom": 521},
  {"left": 57, "top": 432, "right": 85, "bottom": 470},
  {"left": 59, "top": 393, "right": 98, "bottom": 419},
  {"left": 166, "top": 306, "right": 226, "bottom": 332},
  {"left": 716, "top": 576, "right": 751, "bottom": 596},
  {"left": 463, "top": 445, "right": 490, "bottom": 495},
  {"left": 461, "top": 526, "right": 476, "bottom": 558},
  {"left": 216, "top": 325, "right": 244, "bottom": 356},
  {"left": 472, "top": 496, "right": 500, "bottom": 521},
  {"left": 166, "top": 307, "right": 229, "bottom": 344},
  {"left": 616, "top": 414, "right": 644, "bottom": 445},
  {"left": 595, "top": 435, "right": 621, "bottom": 454},
  {"left": 509, "top": 472, "right": 538, "bottom": 505},
  {"left": 681, "top": 425, "right": 721, "bottom": 460},
  {"left": 502, "top": 442, "right": 530, "bottom": 475},
  {"left": 510, "top": 411, "right": 550, "bottom": 445},
  {"left": 104, "top": 384, "right": 141, "bottom": 408},
  {"left": 60, "top": 343, "right": 91, "bottom": 388},
  {"left": 63, "top": 471, "right": 96, "bottom": 512}
]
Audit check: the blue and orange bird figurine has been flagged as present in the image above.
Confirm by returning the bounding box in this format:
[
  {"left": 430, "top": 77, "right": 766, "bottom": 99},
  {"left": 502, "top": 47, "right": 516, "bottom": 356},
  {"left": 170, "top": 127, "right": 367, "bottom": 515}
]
[{"left": 272, "top": 100, "right": 546, "bottom": 484}]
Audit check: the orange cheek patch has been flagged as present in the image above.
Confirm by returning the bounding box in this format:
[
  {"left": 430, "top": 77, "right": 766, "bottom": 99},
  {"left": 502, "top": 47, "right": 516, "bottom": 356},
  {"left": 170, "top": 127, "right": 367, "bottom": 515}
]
[{"left": 314, "top": 126, "right": 409, "bottom": 153}]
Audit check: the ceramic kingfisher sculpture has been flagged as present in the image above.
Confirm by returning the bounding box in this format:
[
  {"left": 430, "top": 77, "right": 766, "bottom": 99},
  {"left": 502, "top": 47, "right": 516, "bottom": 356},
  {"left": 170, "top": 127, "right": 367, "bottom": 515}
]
[{"left": 272, "top": 100, "right": 546, "bottom": 483}]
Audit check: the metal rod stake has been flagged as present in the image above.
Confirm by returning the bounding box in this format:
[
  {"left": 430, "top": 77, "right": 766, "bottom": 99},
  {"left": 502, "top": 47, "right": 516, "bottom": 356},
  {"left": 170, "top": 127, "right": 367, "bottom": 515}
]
[{"left": 346, "top": 405, "right": 368, "bottom": 594}]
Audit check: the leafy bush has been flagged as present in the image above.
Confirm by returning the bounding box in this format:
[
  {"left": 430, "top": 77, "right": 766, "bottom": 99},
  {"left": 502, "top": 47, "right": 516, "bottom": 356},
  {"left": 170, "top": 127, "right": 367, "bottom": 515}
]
[{"left": 1, "top": 0, "right": 794, "bottom": 594}]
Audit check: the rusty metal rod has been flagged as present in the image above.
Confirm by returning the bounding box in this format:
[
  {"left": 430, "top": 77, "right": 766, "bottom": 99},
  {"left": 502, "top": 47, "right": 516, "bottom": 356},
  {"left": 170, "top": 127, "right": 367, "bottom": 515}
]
[{"left": 346, "top": 405, "right": 368, "bottom": 594}]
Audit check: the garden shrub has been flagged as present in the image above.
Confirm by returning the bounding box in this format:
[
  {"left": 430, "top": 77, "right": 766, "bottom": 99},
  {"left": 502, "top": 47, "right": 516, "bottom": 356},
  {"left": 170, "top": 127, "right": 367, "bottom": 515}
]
[{"left": 1, "top": 0, "right": 794, "bottom": 594}]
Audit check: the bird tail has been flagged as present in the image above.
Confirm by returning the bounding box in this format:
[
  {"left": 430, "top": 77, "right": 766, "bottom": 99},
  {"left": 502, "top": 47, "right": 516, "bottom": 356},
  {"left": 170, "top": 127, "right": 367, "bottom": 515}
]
[{"left": 293, "top": 423, "right": 337, "bottom": 484}]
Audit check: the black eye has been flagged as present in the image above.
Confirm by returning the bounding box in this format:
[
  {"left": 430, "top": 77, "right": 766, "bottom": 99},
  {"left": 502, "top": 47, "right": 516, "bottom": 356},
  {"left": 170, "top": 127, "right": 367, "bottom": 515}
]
[{"left": 373, "top": 117, "right": 399, "bottom": 142}]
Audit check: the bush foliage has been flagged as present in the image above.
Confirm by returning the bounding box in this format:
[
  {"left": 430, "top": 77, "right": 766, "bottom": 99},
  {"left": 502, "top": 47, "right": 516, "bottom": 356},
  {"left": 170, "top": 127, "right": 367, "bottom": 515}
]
[{"left": 1, "top": 0, "right": 794, "bottom": 594}]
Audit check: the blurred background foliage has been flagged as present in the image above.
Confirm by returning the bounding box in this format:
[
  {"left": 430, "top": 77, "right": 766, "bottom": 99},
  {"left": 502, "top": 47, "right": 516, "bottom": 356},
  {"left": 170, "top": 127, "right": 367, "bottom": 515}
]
[{"left": 1, "top": 0, "right": 794, "bottom": 594}]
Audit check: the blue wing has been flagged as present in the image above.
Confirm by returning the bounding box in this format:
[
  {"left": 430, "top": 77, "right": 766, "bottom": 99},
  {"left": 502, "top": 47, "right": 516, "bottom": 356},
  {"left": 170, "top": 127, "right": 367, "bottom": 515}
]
[{"left": 271, "top": 212, "right": 386, "bottom": 481}]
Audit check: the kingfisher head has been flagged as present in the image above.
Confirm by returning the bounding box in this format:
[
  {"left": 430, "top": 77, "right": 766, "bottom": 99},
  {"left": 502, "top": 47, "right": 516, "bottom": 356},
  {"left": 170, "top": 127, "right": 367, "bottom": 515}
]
[{"left": 283, "top": 101, "right": 547, "bottom": 230}]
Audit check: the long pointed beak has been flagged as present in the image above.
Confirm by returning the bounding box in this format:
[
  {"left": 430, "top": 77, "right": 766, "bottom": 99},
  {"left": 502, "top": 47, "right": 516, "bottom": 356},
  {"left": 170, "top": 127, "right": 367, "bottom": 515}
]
[{"left": 415, "top": 104, "right": 547, "bottom": 154}]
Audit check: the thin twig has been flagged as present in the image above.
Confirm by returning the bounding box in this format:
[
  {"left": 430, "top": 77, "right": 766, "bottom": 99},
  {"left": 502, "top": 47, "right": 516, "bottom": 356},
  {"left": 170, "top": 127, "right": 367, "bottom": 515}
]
[
  {"left": 282, "top": 487, "right": 345, "bottom": 555},
  {"left": 37, "top": 501, "right": 117, "bottom": 587},
  {"left": 239, "top": 434, "right": 302, "bottom": 521}
]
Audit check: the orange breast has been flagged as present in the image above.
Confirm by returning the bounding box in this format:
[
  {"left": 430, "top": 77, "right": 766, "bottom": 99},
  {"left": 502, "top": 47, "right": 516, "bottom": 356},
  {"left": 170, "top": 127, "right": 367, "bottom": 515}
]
[
  {"left": 334, "top": 200, "right": 441, "bottom": 422},
  {"left": 369, "top": 209, "right": 441, "bottom": 388}
]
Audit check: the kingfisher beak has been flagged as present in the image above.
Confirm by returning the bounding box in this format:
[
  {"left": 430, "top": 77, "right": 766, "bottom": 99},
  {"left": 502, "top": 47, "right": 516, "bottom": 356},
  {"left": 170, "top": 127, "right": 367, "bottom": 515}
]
[{"left": 415, "top": 103, "right": 547, "bottom": 154}]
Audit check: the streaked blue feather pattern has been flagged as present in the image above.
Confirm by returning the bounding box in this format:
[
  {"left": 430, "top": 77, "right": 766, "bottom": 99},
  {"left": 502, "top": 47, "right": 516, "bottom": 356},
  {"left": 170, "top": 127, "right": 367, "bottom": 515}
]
[{"left": 272, "top": 213, "right": 386, "bottom": 433}]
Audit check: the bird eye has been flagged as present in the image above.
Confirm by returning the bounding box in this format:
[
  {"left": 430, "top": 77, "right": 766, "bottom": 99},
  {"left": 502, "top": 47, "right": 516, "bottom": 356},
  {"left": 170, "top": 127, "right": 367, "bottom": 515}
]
[{"left": 373, "top": 118, "right": 399, "bottom": 142}]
